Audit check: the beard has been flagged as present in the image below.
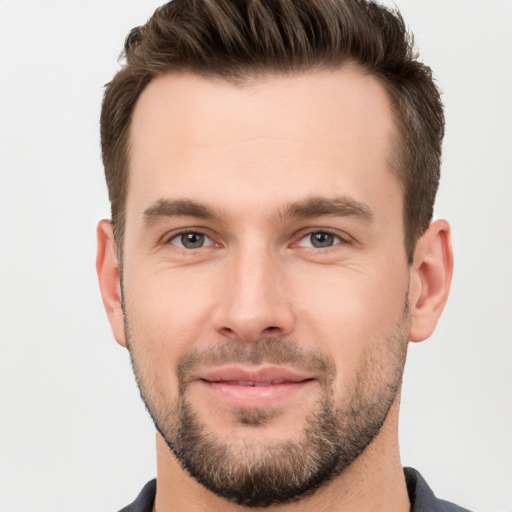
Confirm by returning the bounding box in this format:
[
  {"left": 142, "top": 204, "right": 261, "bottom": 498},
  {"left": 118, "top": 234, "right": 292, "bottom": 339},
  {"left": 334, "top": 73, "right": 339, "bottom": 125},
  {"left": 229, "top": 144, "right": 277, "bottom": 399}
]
[{"left": 125, "top": 304, "right": 409, "bottom": 508}]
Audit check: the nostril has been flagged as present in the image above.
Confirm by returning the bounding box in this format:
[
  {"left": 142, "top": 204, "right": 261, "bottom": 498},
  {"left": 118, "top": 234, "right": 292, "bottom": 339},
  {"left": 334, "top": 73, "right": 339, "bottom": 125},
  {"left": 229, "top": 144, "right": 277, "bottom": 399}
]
[{"left": 219, "top": 327, "right": 236, "bottom": 337}]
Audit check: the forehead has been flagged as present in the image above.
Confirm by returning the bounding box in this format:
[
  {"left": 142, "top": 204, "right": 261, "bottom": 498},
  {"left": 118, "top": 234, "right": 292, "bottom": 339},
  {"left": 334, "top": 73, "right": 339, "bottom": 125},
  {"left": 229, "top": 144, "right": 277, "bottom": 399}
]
[{"left": 127, "top": 66, "right": 400, "bottom": 222}]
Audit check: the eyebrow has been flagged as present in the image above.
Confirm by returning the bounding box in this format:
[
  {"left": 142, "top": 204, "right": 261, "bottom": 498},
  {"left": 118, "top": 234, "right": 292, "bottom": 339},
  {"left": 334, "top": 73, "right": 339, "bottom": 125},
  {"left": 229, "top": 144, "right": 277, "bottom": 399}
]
[
  {"left": 142, "top": 195, "right": 374, "bottom": 226},
  {"left": 143, "top": 199, "right": 220, "bottom": 225},
  {"left": 275, "top": 196, "right": 374, "bottom": 223}
]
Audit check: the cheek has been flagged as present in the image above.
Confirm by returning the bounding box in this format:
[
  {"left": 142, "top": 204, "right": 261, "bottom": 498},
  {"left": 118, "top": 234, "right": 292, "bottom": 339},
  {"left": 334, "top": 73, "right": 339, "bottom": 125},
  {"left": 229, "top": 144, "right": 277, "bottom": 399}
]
[
  {"left": 291, "top": 264, "right": 409, "bottom": 374},
  {"left": 123, "top": 267, "right": 219, "bottom": 366}
]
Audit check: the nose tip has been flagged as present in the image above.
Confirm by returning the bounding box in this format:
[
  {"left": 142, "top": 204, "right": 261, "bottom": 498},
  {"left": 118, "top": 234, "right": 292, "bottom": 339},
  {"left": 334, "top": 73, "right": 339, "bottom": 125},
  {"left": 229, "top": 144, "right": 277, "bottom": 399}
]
[{"left": 211, "top": 254, "right": 294, "bottom": 342}]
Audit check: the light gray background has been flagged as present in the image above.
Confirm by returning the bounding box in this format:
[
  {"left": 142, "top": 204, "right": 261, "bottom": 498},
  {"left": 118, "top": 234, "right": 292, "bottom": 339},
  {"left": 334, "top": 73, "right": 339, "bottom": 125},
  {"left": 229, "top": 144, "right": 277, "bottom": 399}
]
[{"left": 0, "top": 1, "right": 511, "bottom": 511}]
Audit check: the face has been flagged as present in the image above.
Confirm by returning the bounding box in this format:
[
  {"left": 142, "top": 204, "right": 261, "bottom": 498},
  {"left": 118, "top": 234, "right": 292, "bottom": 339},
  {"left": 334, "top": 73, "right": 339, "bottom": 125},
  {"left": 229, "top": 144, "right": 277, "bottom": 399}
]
[{"left": 119, "top": 67, "right": 412, "bottom": 505}]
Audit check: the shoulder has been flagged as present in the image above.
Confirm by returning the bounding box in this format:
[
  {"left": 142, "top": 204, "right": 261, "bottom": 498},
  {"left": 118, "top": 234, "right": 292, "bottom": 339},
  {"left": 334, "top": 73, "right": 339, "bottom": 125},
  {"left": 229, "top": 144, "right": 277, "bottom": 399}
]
[
  {"left": 404, "top": 467, "right": 474, "bottom": 512},
  {"left": 118, "top": 471, "right": 475, "bottom": 511},
  {"left": 117, "top": 479, "right": 156, "bottom": 512}
]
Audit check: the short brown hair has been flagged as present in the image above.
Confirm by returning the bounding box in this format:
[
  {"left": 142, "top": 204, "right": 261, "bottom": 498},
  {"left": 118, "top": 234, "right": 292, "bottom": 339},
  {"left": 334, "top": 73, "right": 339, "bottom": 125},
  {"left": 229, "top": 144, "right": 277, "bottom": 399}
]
[{"left": 100, "top": 0, "right": 444, "bottom": 263}]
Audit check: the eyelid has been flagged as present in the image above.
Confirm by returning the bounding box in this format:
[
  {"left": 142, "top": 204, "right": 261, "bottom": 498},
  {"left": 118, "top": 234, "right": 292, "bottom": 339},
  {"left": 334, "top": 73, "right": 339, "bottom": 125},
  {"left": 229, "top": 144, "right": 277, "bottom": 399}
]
[
  {"left": 292, "top": 228, "right": 352, "bottom": 248},
  {"left": 163, "top": 228, "right": 219, "bottom": 248},
  {"left": 159, "top": 226, "right": 352, "bottom": 250}
]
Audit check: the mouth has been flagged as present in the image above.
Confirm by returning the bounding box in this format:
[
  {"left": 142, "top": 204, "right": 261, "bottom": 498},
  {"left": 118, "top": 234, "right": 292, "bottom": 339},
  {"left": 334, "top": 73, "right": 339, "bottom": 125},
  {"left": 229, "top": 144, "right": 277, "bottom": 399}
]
[
  {"left": 194, "top": 366, "right": 316, "bottom": 408},
  {"left": 215, "top": 379, "right": 301, "bottom": 386}
]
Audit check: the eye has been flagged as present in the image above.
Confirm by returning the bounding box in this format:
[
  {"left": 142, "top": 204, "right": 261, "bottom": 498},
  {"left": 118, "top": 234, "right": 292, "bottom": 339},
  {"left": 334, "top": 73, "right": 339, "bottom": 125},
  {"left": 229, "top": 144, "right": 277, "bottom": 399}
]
[
  {"left": 296, "top": 231, "right": 343, "bottom": 249},
  {"left": 168, "top": 231, "right": 214, "bottom": 249}
]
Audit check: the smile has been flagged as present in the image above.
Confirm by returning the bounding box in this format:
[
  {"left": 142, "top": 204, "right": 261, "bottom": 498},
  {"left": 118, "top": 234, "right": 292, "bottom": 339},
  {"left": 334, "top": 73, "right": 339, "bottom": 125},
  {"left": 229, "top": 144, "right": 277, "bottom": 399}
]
[{"left": 194, "top": 366, "right": 316, "bottom": 408}]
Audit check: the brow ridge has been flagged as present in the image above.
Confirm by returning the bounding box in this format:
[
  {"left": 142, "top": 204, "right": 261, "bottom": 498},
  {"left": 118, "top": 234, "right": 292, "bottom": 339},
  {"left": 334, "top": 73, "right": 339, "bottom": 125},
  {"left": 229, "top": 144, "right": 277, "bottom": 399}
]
[
  {"left": 142, "top": 196, "right": 374, "bottom": 226},
  {"left": 276, "top": 196, "right": 374, "bottom": 223},
  {"left": 143, "top": 199, "right": 219, "bottom": 225}
]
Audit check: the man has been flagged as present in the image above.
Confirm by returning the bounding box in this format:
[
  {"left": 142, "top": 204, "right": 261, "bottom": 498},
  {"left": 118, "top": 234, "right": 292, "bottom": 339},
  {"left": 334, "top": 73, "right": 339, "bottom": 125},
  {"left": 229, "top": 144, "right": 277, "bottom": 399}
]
[{"left": 96, "top": 0, "right": 468, "bottom": 510}]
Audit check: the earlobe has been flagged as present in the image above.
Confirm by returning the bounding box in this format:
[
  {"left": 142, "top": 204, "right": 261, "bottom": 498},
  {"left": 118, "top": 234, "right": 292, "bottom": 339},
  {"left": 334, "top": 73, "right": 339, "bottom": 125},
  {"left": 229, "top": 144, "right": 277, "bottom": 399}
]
[
  {"left": 96, "top": 220, "right": 127, "bottom": 347},
  {"left": 409, "top": 219, "right": 453, "bottom": 343}
]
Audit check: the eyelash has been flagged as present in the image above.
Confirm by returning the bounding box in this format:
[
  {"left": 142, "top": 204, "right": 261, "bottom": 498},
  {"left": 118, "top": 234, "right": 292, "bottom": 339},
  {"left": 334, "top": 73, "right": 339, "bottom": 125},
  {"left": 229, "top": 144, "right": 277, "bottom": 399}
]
[
  {"left": 294, "top": 229, "right": 349, "bottom": 250},
  {"left": 164, "top": 229, "right": 217, "bottom": 249},
  {"left": 163, "top": 228, "right": 350, "bottom": 251}
]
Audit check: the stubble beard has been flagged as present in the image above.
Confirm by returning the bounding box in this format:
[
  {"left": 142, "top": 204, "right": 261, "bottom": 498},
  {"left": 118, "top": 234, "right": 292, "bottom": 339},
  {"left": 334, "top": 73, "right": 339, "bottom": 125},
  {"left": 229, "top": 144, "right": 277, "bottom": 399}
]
[{"left": 125, "top": 306, "right": 409, "bottom": 508}]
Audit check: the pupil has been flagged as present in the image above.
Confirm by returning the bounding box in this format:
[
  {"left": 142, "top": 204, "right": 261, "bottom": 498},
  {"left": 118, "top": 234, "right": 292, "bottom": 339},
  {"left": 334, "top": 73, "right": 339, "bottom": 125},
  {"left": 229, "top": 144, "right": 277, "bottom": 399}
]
[
  {"left": 182, "top": 233, "right": 204, "bottom": 248},
  {"left": 311, "top": 232, "right": 334, "bottom": 248}
]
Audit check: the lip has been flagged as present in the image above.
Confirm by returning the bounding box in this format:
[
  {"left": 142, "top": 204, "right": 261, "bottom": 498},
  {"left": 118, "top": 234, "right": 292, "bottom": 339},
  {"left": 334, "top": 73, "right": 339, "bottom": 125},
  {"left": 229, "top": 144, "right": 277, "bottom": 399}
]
[{"left": 193, "top": 365, "right": 316, "bottom": 408}]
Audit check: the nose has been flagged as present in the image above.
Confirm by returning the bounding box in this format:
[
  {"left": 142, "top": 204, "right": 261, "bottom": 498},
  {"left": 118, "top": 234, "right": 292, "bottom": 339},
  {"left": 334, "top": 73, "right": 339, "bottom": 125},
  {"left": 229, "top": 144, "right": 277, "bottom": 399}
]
[{"left": 211, "top": 246, "right": 295, "bottom": 342}]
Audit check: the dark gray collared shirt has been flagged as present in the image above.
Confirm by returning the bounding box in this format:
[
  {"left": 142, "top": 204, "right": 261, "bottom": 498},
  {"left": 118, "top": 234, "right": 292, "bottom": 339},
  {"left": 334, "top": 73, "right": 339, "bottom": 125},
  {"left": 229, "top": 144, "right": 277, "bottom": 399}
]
[
  {"left": 119, "top": 467, "right": 474, "bottom": 511},
  {"left": 404, "top": 467, "right": 473, "bottom": 512}
]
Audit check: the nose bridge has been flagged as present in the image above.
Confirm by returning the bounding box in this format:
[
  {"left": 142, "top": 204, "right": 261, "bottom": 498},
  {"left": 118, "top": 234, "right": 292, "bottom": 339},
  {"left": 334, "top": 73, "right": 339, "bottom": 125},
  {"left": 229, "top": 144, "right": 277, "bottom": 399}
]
[{"left": 214, "top": 239, "right": 294, "bottom": 341}]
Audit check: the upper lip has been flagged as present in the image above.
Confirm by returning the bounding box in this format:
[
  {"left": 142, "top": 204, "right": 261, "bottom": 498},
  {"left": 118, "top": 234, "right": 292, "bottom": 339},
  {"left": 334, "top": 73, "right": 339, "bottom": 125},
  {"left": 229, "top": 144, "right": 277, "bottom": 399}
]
[{"left": 194, "top": 365, "right": 314, "bottom": 385}]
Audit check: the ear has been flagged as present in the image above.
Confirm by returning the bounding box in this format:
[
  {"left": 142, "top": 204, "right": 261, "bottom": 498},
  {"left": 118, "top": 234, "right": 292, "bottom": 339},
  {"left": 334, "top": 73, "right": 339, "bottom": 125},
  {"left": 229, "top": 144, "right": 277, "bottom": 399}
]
[
  {"left": 408, "top": 219, "right": 453, "bottom": 342},
  {"left": 96, "top": 219, "right": 127, "bottom": 347}
]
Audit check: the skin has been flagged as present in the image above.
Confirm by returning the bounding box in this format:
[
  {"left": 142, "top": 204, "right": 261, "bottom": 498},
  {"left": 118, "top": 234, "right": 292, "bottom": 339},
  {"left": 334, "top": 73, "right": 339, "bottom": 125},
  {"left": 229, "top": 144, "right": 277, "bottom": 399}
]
[{"left": 97, "top": 65, "right": 453, "bottom": 511}]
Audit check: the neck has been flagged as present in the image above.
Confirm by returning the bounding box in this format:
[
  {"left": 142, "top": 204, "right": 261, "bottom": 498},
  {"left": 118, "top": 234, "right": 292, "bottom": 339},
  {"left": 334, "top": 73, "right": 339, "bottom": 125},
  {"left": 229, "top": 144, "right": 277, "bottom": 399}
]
[{"left": 153, "top": 399, "right": 410, "bottom": 512}]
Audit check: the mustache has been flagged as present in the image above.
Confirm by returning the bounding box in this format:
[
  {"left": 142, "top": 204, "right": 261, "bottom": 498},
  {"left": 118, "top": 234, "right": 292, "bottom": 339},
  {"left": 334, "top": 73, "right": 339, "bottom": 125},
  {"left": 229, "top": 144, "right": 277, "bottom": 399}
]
[{"left": 176, "top": 338, "right": 336, "bottom": 387}]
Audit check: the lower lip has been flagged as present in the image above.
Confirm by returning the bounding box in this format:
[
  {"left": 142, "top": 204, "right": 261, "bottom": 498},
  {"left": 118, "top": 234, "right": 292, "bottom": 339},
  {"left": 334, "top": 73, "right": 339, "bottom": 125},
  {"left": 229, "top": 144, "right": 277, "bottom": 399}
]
[{"left": 199, "top": 380, "right": 314, "bottom": 408}]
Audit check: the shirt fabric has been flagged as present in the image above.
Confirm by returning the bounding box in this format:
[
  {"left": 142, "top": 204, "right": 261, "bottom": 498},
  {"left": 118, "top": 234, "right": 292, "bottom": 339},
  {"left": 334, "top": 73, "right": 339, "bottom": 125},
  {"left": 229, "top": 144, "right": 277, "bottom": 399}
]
[{"left": 118, "top": 466, "right": 473, "bottom": 511}]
